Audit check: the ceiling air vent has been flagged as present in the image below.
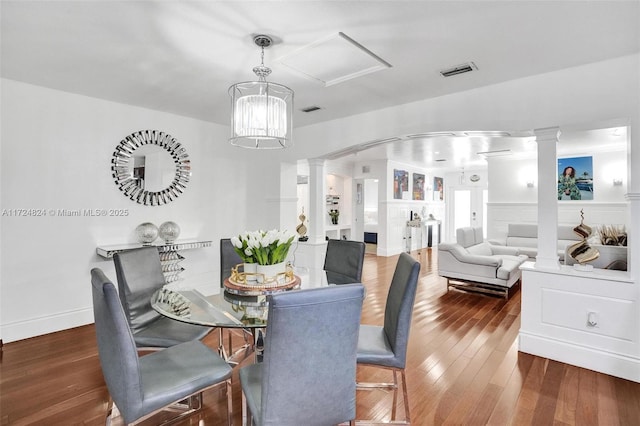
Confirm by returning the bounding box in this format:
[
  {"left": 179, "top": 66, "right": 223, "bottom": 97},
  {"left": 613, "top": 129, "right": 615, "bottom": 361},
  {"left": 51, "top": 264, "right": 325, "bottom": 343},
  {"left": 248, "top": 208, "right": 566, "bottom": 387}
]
[
  {"left": 435, "top": 159, "right": 447, "bottom": 162},
  {"left": 440, "top": 62, "right": 477, "bottom": 77},
  {"left": 301, "top": 106, "right": 322, "bottom": 113}
]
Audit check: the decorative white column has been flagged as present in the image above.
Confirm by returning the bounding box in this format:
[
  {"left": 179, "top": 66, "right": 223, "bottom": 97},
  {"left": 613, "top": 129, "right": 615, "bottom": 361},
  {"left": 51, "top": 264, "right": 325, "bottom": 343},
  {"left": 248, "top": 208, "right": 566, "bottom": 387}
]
[
  {"left": 627, "top": 117, "right": 639, "bottom": 359},
  {"left": 626, "top": 116, "right": 639, "bottom": 283},
  {"left": 307, "top": 158, "right": 326, "bottom": 244},
  {"left": 296, "top": 158, "right": 329, "bottom": 269},
  {"left": 534, "top": 127, "right": 561, "bottom": 270}
]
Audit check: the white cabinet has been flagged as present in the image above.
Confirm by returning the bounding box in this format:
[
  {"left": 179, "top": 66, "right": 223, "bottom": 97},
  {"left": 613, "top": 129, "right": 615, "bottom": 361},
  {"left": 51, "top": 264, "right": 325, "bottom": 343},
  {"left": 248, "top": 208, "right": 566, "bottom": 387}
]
[
  {"left": 325, "top": 225, "right": 352, "bottom": 240},
  {"left": 519, "top": 262, "right": 639, "bottom": 382},
  {"left": 326, "top": 173, "right": 352, "bottom": 240}
]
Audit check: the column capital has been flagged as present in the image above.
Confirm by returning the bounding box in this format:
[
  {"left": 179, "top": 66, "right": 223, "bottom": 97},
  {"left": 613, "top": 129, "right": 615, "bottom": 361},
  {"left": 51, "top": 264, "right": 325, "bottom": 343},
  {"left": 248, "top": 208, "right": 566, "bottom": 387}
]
[
  {"left": 308, "top": 158, "right": 326, "bottom": 168},
  {"left": 534, "top": 126, "right": 561, "bottom": 143}
]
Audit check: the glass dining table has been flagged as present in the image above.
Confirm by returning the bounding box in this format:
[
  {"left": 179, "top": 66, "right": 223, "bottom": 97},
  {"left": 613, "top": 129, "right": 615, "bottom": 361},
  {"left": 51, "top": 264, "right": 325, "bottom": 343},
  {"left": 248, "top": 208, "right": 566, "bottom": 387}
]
[{"left": 150, "top": 267, "right": 358, "bottom": 365}]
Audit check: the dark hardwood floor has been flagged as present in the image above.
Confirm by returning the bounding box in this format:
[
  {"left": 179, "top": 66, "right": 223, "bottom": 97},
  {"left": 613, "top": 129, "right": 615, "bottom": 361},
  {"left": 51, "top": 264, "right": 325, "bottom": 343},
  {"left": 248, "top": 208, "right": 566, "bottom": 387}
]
[{"left": 2, "top": 249, "right": 639, "bottom": 425}]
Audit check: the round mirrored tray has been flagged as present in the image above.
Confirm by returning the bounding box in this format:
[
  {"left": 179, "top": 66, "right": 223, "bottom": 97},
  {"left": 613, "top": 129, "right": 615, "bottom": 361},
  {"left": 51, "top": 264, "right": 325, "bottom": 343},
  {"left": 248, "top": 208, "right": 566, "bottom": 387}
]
[{"left": 223, "top": 275, "right": 301, "bottom": 296}]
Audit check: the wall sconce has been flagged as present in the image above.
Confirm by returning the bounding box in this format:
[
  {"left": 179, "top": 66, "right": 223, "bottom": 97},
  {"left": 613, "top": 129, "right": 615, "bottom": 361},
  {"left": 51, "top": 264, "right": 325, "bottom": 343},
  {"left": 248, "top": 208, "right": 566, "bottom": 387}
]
[
  {"left": 613, "top": 178, "right": 623, "bottom": 186},
  {"left": 526, "top": 181, "right": 535, "bottom": 188}
]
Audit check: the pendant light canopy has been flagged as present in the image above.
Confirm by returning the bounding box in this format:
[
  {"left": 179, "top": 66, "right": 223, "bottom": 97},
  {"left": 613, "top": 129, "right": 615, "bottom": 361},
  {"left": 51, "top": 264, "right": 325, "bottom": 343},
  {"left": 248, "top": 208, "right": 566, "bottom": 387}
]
[{"left": 229, "top": 35, "right": 294, "bottom": 149}]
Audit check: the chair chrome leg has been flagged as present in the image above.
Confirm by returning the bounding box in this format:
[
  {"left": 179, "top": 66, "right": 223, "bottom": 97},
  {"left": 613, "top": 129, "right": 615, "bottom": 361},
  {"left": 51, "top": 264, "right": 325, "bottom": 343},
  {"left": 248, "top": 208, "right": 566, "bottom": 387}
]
[
  {"left": 218, "top": 328, "right": 229, "bottom": 360},
  {"left": 400, "top": 370, "right": 410, "bottom": 424},
  {"left": 391, "top": 370, "right": 398, "bottom": 421},
  {"left": 226, "top": 379, "right": 233, "bottom": 426},
  {"left": 242, "top": 390, "right": 248, "bottom": 426},
  {"left": 356, "top": 366, "right": 410, "bottom": 425},
  {"left": 105, "top": 398, "right": 116, "bottom": 426}
]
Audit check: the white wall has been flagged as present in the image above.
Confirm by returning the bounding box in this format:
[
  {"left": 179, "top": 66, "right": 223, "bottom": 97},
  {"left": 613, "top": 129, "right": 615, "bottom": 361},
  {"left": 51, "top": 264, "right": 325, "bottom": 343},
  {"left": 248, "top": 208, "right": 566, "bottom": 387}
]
[
  {"left": 0, "top": 79, "right": 284, "bottom": 342},
  {"left": 487, "top": 148, "right": 629, "bottom": 240},
  {"left": 379, "top": 160, "right": 439, "bottom": 255}
]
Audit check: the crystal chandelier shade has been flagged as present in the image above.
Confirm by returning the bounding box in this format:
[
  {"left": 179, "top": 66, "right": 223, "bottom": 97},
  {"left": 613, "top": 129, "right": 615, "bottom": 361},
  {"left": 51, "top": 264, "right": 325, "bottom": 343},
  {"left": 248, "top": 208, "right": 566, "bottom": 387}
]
[{"left": 229, "top": 35, "right": 293, "bottom": 149}]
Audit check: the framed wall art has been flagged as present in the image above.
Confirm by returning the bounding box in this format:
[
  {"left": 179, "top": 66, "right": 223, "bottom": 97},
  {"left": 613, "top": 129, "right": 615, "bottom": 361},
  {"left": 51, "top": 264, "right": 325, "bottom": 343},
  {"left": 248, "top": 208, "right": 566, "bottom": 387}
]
[
  {"left": 558, "top": 156, "right": 593, "bottom": 200},
  {"left": 433, "top": 176, "right": 444, "bottom": 201},
  {"left": 412, "top": 173, "right": 425, "bottom": 200},
  {"left": 394, "top": 169, "right": 409, "bottom": 199}
]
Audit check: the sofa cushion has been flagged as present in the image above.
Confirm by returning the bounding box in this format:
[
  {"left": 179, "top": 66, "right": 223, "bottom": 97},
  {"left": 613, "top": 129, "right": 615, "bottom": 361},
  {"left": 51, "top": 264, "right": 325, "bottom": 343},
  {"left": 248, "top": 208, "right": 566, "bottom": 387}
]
[
  {"left": 517, "top": 247, "right": 538, "bottom": 258},
  {"left": 497, "top": 257, "right": 525, "bottom": 281},
  {"left": 467, "top": 241, "right": 494, "bottom": 256},
  {"left": 505, "top": 236, "right": 538, "bottom": 248},
  {"left": 439, "top": 243, "right": 502, "bottom": 267},
  {"left": 507, "top": 223, "right": 537, "bottom": 238},
  {"left": 503, "top": 223, "right": 581, "bottom": 260},
  {"left": 490, "top": 245, "right": 521, "bottom": 256},
  {"left": 456, "top": 227, "right": 483, "bottom": 249}
]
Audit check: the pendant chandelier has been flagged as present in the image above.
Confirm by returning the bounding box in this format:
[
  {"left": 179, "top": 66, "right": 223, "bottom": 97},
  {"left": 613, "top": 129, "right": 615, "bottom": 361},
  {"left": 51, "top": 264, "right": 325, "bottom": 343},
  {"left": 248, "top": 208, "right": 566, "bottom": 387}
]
[{"left": 229, "top": 35, "right": 294, "bottom": 149}]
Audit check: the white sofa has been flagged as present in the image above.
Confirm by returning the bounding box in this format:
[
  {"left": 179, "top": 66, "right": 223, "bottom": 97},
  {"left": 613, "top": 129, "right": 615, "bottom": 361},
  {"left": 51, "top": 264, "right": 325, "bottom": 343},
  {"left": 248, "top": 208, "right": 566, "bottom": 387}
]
[
  {"left": 490, "top": 223, "right": 581, "bottom": 261},
  {"left": 438, "top": 227, "right": 529, "bottom": 298}
]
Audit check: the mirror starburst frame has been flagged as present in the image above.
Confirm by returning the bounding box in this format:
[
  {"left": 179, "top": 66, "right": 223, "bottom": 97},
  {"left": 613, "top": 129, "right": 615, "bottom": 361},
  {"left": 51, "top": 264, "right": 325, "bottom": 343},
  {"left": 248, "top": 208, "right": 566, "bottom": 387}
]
[{"left": 111, "top": 130, "right": 191, "bottom": 206}]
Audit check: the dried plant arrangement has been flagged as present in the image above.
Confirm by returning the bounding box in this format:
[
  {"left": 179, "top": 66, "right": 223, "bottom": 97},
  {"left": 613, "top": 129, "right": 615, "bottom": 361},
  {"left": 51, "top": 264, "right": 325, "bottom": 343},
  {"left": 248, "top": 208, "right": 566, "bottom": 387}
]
[{"left": 598, "top": 225, "right": 627, "bottom": 246}]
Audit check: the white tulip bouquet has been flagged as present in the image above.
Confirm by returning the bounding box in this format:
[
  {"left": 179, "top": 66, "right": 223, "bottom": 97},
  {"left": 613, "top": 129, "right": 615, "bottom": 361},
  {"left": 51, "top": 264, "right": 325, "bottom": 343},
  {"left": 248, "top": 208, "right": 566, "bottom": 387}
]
[{"left": 230, "top": 229, "right": 296, "bottom": 266}]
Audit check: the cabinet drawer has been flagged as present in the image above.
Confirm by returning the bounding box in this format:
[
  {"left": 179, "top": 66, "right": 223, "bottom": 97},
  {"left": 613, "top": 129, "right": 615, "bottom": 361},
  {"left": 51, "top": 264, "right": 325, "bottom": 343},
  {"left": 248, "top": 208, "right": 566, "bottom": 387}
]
[{"left": 541, "top": 288, "right": 634, "bottom": 341}]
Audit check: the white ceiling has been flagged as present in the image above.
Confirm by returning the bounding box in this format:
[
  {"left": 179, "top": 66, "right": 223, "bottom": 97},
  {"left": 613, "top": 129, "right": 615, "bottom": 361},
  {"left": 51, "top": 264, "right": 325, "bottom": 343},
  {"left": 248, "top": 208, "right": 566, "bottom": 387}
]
[{"left": 2, "top": 1, "right": 638, "bottom": 168}]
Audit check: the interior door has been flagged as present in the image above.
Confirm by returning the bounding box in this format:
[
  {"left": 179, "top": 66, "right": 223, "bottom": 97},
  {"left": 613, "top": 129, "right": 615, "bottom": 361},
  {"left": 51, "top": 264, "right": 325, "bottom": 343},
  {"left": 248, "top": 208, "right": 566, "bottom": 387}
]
[{"left": 450, "top": 187, "right": 487, "bottom": 241}]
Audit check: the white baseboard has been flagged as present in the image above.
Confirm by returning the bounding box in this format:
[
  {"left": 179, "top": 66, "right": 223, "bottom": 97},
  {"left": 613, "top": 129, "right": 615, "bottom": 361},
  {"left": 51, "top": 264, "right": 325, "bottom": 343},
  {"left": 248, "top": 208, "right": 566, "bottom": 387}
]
[
  {"left": 2, "top": 308, "right": 95, "bottom": 344},
  {"left": 519, "top": 331, "right": 640, "bottom": 383}
]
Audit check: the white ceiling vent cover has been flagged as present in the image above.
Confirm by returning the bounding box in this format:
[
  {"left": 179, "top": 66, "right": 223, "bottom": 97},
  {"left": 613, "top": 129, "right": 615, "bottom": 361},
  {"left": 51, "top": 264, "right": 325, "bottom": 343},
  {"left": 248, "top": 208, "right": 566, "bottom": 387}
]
[
  {"left": 440, "top": 62, "right": 478, "bottom": 77},
  {"left": 278, "top": 32, "right": 392, "bottom": 87}
]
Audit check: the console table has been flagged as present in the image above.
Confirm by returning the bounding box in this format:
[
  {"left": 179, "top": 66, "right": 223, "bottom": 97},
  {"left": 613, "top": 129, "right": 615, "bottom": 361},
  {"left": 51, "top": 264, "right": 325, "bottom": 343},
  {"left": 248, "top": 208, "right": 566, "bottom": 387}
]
[
  {"left": 404, "top": 219, "right": 441, "bottom": 253},
  {"left": 96, "top": 239, "right": 212, "bottom": 283}
]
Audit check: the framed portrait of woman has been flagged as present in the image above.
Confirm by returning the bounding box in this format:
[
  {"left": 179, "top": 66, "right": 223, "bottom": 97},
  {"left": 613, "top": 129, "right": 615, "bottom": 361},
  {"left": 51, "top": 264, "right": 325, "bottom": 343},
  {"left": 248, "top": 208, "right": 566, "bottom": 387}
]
[{"left": 557, "top": 156, "right": 593, "bottom": 200}]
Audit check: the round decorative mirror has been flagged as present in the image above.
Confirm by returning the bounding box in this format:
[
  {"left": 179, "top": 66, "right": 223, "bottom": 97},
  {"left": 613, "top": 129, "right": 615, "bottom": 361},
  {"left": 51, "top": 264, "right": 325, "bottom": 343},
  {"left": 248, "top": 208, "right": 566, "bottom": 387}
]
[{"left": 111, "top": 130, "right": 190, "bottom": 206}]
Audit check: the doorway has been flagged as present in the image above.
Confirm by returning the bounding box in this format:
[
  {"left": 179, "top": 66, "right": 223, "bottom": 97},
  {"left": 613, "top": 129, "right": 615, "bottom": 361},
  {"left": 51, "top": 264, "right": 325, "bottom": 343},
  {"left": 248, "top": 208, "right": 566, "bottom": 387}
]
[
  {"left": 355, "top": 178, "right": 379, "bottom": 254},
  {"left": 450, "top": 186, "right": 488, "bottom": 241}
]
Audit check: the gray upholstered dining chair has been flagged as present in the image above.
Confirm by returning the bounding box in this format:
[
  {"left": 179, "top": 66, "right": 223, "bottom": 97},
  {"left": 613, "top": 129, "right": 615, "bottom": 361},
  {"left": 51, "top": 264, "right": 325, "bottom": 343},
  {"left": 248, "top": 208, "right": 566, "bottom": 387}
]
[
  {"left": 90, "top": 268, "right": 233, "bottom": 425},
  {"left": 221, "top": 238, "right": 243, "bottom": 288},
  {"left": 113, "top": 247, "right": 213, "bottom": 349},
  {"left": 323, "top": 239, "right": 366, "bottom": 284},
  {"left": 239, "top": 284, "right": 365, "bottom": 426},
  {"left": 356, "top": 252, "right": 420, "bottom": 424},
  {"left": 220, "top": 238, "right": 253, "bottom": 359}
]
